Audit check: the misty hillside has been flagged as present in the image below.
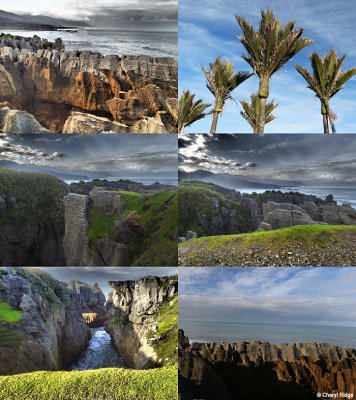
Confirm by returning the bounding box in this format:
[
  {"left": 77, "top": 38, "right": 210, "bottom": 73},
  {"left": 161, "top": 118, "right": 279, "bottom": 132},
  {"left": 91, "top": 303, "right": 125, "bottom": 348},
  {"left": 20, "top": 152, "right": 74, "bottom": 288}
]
[{"left": 0, "top": 9, "right": 90, "bottom": 30}]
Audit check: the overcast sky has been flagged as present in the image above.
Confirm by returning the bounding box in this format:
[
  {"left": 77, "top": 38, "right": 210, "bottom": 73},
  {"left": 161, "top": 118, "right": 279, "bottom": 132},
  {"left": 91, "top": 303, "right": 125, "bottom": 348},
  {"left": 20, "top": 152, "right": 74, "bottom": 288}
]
[
  {"left": 179, "top": 0, "right": 356, "bottom": 133},
  {"left": 35, "top": 267, "right": 177, "bottom": 296},
  {"left": 179, "top": 267, "right": 356, "bottom": 328},
  {"left": 179, "top": 134, "right": 356, "bottom": 187},
  {"left": 0, "top": 134, "right": 177, "bottom": 181},
  {"left": 1, "top": 0, "right": 177, "bottom": 30}
]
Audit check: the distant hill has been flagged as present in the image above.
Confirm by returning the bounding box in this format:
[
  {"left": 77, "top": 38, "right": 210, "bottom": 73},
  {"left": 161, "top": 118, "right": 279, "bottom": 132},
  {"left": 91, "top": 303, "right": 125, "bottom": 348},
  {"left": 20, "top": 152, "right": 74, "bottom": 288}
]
[
  {"left": 0, "top": 9, "right": 90, "bottom": 30},
  {"left": 0, "top": 160, "right": 91, "bottom": 181}
]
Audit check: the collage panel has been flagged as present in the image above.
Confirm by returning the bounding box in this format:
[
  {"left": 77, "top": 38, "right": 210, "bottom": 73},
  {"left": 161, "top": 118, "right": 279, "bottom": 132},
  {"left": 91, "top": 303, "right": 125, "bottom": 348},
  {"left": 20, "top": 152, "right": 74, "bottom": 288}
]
[
  {"left": 0, "top": 1, "right": 178, "bottom": 134},
  {"left": 178, "top": 0, "right": 356, "bottom": 134},
  {"left": 0, "top": 266, "right": 178, "bottom": 399},
  {"left": 178, "top": 134, "right": 356, "bottom": 267},
  {"left": 0, "top": 134, "right": 178, "bottom": 267},
  {"left": 178, "top": 267, "right": 356, "bottom": 400}
]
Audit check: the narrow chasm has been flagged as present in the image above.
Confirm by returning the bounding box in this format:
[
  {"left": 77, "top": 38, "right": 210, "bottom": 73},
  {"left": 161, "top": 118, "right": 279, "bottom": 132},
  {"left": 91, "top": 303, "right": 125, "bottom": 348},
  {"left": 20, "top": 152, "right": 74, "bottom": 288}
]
[{"left": 68, "top": 327, "right": 126, "bottom": 371}]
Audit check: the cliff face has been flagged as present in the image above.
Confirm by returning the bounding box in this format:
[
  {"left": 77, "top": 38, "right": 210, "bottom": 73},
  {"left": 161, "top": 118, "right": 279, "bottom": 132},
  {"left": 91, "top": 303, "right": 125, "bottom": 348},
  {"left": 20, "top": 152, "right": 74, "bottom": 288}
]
[
  {"left": 104, "top": 275, "right": 178, "bottom": 369},
  {"left": 0, "top": 35, "right": 178, "bottom": 133},
  {"left": 179, "top": 330, "right": 356, "bottom": 400},
  {"left": 0, "top": 169, "right": 67, "bottom": 266},
  {"left": 0, "top": 268, "right": 92, "bottom": 375}
]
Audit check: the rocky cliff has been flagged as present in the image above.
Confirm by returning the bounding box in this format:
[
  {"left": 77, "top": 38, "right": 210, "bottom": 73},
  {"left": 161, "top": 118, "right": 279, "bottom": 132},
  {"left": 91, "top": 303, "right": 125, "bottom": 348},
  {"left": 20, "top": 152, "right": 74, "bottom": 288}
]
[
  {"left": 0, "top": 34, "right": 178, "bottom": 133},
  {"left": 179, "top": 330, "right": 356, "bottom": 400},
  {"left": 104, "top": 275, "right": 178, "bottom": 369},
  {"left": 0, "top": 268, "right": 92, "bottom": 375},
  {"left": 0, "top": 168, "right": 67, "bottom": 266}
]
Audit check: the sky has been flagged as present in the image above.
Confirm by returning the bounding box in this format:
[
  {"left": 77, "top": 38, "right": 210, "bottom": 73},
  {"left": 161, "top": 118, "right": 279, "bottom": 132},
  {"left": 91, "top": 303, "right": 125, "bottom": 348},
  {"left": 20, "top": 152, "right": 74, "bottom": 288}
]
[
  {"left": 179, "top": 0, "right": 356, "bottom": 133},
  {"left": 35, "top": 267, "right": 177, "bottom": 296},
  {"left": 0, "top": 134, "right": 177, "bottom": 181},
  {"left": 0, "top": 0, "right": 177, "bottom": 31},
  {"left": 179, "top": 267, "right": 356, "bottom": 327},
  {"left": 179, "top": 134, "right": 356, "bottom": 187}
]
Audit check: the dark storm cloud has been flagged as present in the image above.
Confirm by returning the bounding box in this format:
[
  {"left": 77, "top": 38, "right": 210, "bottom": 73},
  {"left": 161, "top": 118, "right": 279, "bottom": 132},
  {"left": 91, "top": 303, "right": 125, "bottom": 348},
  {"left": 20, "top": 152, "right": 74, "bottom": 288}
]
[
  {"left": 0, "top": 134, "right": 177, "bottom": 180},
  {"left": 36, "top": 267, "right": 177, "bottom": 296},
  {"left": 179, "top": 134, "right": 356, "bottom": 185}
]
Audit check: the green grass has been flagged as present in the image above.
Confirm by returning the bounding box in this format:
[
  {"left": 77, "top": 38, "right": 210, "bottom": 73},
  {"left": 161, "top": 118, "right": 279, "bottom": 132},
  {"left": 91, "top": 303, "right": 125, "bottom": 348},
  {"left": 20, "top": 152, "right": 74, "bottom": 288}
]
[
  {"left": 147, "top": 294, "right": 178, "bottom": 366},
  {"left": 0, "top": 326, "right": 24, "bottom": 349},
  {"left": 87, "top": 207, "right": 117, "bottom": 249},
  {"left": 0, "top": 365, "right": 178, "bottom": 400},
  {"left": 0, "top": 168, "right": 67, "bottom": 228},
  {"left": 179, "top": 225, "right": 356, "bottom": 250},
  {"left": 0, "top": 301, "right": 22, "bottom": 324}
]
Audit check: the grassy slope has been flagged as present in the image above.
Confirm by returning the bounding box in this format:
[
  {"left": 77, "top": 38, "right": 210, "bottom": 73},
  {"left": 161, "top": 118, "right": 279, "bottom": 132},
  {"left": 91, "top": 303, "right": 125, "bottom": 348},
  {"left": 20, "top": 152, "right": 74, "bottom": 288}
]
[
  {"left": 0, "top": 168, "right": 66, "bottom": 227},
  {"left": 0, "top": 365, "right": 178, "bottom": 400},
  {"left": 0, "top": 297, "right": 23, "bottom": 349},
  {"left": 179, "top": 225, "right": 356, "bottom": 266},
  {"left": 179, "top": 182, "right": 251, "bottom": 236},
  {"left": 87, "top": 190, "right": 178, "bottom": 266}
]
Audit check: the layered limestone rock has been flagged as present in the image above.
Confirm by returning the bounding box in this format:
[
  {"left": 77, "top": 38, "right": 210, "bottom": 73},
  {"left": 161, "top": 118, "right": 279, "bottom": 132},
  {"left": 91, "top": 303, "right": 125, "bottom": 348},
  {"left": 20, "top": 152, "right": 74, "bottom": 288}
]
[
  {"left": 258, "top": 201, "right": 356, "bottom": 231},
  {"left": 0, "top": 35, "right": 178, "bottom": 133},
  {"left": 0, "top": 107, "right": 50, "bottom": 133},
  {"left": 179, "top": 330, "right": 356, "bottom": 400},
  {"left": 0, "top": 268, "right": 91, "bottom": 375},
  {"left": 104, "top": 276, "right": 178, "bottom": 369},
  {"left": 63, "top": 191, "right": 129, "bottom": 266}
]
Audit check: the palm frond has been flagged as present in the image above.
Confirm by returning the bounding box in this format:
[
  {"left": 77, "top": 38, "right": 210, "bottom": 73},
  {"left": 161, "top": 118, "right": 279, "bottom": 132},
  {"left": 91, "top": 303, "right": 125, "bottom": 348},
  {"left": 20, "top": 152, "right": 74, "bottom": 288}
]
[{"left": 178, "top": 90, "right": 211, "bottom": 132}]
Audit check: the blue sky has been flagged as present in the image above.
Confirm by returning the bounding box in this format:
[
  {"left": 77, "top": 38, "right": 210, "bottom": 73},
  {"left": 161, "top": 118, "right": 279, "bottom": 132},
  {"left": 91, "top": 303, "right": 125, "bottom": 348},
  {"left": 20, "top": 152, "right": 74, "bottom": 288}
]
[
  {"left": 179, "top": 267, "right": 356, "bottom": 327},
  {"left": 179, "top": 0, "right": 356, "bottom": 133}
]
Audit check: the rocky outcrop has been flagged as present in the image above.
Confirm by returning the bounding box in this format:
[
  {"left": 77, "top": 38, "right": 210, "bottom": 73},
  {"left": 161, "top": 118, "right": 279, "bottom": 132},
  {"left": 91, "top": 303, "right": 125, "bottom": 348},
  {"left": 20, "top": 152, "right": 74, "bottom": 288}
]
[
  {"left": 104, "top": 276, "right": 178, "bottom": 369},
  {"left": 0, "top": 107, "right": 50, "bottom": 133},
  {"left": 179, "top": 330, "right": 356, "bottom": 400},
  {"left": 258, "top": 201, "right": 356, "bottom": 231},
  {"left": 0, "top": 268, "right": 91, "bottom": 375},
  {"left": 0, "top": 34, "right": 177, "bottom": 133},
  {"left": 63, "top": 191, "right": 129, "bottom": 266}
]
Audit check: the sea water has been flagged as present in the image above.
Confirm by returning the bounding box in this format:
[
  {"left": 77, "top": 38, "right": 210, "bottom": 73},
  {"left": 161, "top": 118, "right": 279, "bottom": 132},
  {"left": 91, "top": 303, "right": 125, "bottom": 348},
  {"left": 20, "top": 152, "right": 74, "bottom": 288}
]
[
  {"left": 3, "top": 28, "right": 177, "bottom": 59},
  {"left": 180, "top": 320, "right": 356, "bottom": 349},
  {"left": 68, "top": 327, "right": 126, "bottom": 370}
]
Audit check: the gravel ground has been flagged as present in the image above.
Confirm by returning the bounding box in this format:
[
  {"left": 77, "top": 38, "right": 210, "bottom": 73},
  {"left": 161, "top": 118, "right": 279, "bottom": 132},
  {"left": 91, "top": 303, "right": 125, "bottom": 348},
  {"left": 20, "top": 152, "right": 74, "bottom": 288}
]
[{"left": 178, "top": 231, "right": 356, "bottom": 267}]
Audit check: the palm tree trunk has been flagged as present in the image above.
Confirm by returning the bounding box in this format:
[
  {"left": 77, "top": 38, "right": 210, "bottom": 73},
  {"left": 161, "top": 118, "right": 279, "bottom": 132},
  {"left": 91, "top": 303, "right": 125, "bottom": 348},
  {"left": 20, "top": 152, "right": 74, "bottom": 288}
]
[
  {"left": 210, "top": 111, "right": 219, "bottom": 134},
  {"left": 257, "top": 97, "right": 266, "bottom": 134},
  {"left": 324, "top": 101, "right": 336, "bottom": 133},
  {"left": 322, "top": 114, "right": 329, "bottom": 134}
]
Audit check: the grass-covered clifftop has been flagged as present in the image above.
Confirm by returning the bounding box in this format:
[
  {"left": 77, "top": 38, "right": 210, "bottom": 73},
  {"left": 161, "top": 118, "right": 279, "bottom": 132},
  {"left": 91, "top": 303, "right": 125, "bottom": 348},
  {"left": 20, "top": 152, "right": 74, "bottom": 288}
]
[
  {"left": 179, "top": 181, "right": 251, "bottom": 236},
  {"left": 179, "top": 225, "right": 356, "bottom": 267},
  {"left": 87, "top": 190, "right": 178, "bottom": 266},
  {"left": 0, "top": 168, "right": 67, "bottom": 226},
  {"left": 0, "top": 365, "right": 178, "bottom": 400}
]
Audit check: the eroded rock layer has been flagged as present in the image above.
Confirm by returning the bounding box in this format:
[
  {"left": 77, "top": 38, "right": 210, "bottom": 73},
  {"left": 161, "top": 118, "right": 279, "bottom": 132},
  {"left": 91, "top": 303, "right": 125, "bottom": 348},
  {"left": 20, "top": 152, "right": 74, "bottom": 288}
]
[
  {"left": 104, "top": 276, "right": 178, "bottom": 369},
  {"left": 0, "top": 34, "right": 178, "bottom": 133},
  {"left": 179, "top": 330, "right": 356, "bottom": 400},
  {"left": 0, "top": 268, "right": 93, "bottom": 375}
]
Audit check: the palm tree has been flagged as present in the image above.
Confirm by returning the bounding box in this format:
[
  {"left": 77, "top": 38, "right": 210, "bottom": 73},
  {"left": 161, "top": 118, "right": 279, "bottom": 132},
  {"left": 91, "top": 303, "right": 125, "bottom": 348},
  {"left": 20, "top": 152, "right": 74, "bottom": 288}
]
[
  {"left": 240, "top": 93, "right": 278, "bottom": 133},
  {"left": 294, "top": 50, "right": 356, "bottom": 133},
  {"left": 178, "top": 90, "right": 211, "bottom": 133},
  {"left": 236, "top": 8, "right": 314, "bottom": 133},
  {"left": 202, "top": 57, "right": 252, "bottom": 134}
]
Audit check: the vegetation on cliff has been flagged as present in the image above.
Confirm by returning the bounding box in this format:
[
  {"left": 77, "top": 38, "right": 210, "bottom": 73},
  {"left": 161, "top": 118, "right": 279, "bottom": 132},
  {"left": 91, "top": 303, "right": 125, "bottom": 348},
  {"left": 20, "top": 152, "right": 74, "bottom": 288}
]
[
  {"left": 0, "top": 365, "right": 178, "bottom": 400},
  {"left": 0, "top": 168, "right": 67, "bottom": 227},
  {"left": 179, "top": 182, "right": 251, "bottom": 236},
  {"left": 179, "top": 225, "right": 356, "bottom": 266},
  {"left": 87, "top": 190, "right": 178, "bottom": 266},
  {"left": 147, "top": 276, "right": 178, "bottom": 366},
  {"left": 0, "top": 297, "right": 23, "bottom": 349}
]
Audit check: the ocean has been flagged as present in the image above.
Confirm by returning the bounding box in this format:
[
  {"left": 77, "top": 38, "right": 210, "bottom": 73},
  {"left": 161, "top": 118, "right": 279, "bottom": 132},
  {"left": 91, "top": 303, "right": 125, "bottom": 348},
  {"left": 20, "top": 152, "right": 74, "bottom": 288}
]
[
  {"left": 239, "top": 187, "right": 356, "bottom": 209},
  {"left": 180, "top": 320, "right": 356, "bottom": 349},
  {"left": 3, "top": 28, "right": 177, "bottom": 59}
]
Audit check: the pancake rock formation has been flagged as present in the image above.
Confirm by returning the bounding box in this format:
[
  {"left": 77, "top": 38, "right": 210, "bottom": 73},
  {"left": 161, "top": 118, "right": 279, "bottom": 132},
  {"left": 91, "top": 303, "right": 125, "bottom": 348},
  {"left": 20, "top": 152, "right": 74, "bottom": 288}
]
[
  {"left": 0, "top": 34, "right": 178, "bottom": 133},
  {"left": 178, "top": 330, "right": 356, "bottom": 400},
  {"left": 104, "top": 275, "right": 178, "bottom": 369}
]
